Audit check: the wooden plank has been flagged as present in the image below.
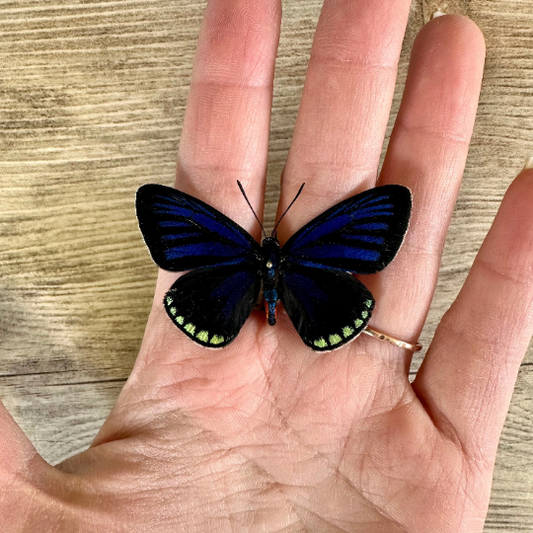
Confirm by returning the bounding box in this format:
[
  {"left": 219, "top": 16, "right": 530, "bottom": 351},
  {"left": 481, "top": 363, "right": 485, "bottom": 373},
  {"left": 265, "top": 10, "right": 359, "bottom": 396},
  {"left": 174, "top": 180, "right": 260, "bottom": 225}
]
[{"left": 0, "top": 0, "right": 531, "bottom": 529}]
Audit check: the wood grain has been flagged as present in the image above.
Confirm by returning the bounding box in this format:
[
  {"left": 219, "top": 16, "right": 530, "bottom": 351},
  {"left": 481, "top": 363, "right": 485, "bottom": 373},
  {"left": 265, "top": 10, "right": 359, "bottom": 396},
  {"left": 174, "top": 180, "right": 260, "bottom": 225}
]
[{"left": 0, "top": 0, "right": 531, "bottom": 530}]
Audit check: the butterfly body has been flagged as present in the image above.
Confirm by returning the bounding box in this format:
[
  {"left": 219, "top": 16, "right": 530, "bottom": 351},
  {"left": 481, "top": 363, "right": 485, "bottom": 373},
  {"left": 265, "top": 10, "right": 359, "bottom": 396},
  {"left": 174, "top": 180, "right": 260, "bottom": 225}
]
[
  {"left": 136, "top": 183, "right": 412, "bottom": 351},
  {"left": 260, "top": 236, "right": 281, "bottom": 326}
]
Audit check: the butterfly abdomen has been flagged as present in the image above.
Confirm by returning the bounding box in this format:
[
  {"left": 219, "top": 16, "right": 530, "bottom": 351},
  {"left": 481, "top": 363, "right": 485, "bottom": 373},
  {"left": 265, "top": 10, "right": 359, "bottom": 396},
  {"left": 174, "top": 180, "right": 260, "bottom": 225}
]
[{"left": 264, "top": 289, "right": 278, "bottom": 325}]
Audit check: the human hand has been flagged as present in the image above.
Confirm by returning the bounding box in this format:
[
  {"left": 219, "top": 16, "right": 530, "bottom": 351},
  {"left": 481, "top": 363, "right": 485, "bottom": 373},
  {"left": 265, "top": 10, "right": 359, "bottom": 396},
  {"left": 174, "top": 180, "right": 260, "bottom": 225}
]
[{"left": 2, "top": 1, "right": 532, "bottom": 532}]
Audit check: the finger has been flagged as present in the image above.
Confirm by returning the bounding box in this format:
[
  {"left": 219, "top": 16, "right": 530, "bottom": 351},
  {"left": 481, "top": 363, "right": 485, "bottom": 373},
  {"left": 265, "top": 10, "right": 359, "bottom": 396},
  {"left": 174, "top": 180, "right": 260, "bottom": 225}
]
[
  {"left": 135, "top": 0, "right": 281, "bottom": 362},
  {"left": 177, "top": 0, "right": 281, "bottom": 229},
  {"left": 278, "top": 0, "right": 412, "bottom": 240},
  {"left": 365, "top": 16, "right": 485, "bottom": 351},
  {"left": 413, "top": 171, "right": 533, "bottom": 462},
  {"left": 0, "top": 399, "right": 48, "bottom": 476},
  {"left": 0, "top": 401, "right": 57, "bottom": 526}
]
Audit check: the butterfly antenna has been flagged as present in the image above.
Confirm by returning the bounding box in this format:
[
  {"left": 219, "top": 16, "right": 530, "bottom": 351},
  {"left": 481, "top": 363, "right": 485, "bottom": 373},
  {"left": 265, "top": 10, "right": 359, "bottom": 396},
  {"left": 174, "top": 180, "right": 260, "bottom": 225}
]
[
  {"left": 272, "top": 183, "right": 305, "bottom": 237},
  {"left": 237, "top": 180, "right": 267, "bottom": 239}
]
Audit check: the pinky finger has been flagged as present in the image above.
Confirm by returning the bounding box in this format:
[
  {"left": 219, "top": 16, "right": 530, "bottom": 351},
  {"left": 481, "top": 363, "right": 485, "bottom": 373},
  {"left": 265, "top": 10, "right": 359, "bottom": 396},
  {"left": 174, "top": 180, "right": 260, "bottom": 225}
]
[{"left": 413, "top": 169, "right": 533, "bottom": 462}]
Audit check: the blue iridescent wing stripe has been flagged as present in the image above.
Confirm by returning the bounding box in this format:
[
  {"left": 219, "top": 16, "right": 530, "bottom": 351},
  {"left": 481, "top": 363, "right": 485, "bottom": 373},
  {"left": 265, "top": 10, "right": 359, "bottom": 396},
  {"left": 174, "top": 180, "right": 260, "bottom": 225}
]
[
  {"left": 136, "top": 184, "right": 261, "bottom": 271},
  {"left": 281, "top": 185, "right": 412, "bottom": 274}
]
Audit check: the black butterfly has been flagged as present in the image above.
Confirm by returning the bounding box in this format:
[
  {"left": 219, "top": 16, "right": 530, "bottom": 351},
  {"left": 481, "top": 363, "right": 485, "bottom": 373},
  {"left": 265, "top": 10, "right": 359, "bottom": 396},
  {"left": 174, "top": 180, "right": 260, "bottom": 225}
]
[{"left": 135, "top": 183, "right": 411, "bottom": 351}]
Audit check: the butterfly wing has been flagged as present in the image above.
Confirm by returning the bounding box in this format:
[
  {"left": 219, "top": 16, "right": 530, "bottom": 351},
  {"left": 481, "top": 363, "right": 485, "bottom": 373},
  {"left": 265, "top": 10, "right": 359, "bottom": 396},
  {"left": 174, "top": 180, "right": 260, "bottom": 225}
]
[
  {"left": 164, "top": 261, "right": 261, "bottom": 348},
  {"left": 136, "top": 184, "right": 261, "bottom": 271},
  {"left": 281, "top": 185, "right": 412, "bottom": 274},
  {"left": 278, "top": 263, "right": 375, "bottom": 351},
  {"left": 136, "top": 184, "right": 263, "bottom": 347}
]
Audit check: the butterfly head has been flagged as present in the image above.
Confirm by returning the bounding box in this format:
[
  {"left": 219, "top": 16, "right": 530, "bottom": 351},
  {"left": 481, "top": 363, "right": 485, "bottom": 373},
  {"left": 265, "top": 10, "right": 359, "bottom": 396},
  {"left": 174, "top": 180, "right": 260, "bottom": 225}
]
[{"left": 261, "top": 237, "right": 280, "bottom": 280}]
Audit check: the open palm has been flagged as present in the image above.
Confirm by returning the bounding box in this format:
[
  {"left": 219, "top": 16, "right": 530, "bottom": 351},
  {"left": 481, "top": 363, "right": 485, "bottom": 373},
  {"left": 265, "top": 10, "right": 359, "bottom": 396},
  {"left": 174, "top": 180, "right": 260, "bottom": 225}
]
[{"left": 2, "top": 1, "right": 533, "bottom": 532}]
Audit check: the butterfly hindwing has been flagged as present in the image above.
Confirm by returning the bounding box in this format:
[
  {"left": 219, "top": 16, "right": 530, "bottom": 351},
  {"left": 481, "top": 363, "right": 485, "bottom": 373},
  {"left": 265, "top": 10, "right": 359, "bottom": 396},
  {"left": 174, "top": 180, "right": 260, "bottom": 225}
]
[
  {"left": 278, "top": 262, "right": 375, "bottom": 351},
  {"left": 281, "top": 185, "right": 411, "bottom": 275},
  {"left": 164, "top": 261, "right": 261, "bottom": 348},
  {"left": 136, "top": 184, "right": 261, "bottom": 271}
]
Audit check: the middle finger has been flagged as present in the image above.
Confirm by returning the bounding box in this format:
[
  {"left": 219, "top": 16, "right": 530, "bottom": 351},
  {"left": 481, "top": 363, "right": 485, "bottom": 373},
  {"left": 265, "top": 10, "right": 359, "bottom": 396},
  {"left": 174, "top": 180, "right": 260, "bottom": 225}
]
[{"left": 278, "top": 0, "right": 412, "bottom": 239}]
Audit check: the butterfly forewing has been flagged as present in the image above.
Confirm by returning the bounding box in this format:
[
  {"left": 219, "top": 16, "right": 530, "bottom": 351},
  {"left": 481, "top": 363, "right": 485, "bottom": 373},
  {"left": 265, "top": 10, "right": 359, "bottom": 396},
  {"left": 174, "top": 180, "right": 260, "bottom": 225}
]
[
  {"left": 281, "top": 185, "right": 411, "bottom": 275},
  {"left": 278, "top": 263, "right": 375, "bottom": 351},
  {"left": 164, "top": 262, "right": 261, "bottom": 348},
  {"left": 136, "top": 184, "right": 261, "bottom": 272}
]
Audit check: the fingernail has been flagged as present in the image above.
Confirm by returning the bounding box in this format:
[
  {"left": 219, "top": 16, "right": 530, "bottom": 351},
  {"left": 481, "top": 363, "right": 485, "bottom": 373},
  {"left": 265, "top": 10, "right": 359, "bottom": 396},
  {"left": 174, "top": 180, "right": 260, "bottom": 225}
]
[
  {"left": 523, "top": 157, "right": 533, "bottom": 170},
  {"left": 432, "top": 10, "right": 447, "bottom": 19}
]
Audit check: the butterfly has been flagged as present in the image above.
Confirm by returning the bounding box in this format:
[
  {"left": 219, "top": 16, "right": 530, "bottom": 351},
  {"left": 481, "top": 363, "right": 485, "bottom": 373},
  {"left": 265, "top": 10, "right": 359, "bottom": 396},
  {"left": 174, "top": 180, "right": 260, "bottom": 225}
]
[{"left": 135, "top": 182, "right": 412, "bottom": 351}]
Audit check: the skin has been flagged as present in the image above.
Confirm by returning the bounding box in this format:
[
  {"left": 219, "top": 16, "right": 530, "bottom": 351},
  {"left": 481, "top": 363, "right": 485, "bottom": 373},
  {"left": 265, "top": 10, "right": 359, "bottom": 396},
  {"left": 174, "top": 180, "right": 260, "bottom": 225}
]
[{"left": 1, "top": 1, "right": 532, "bottom": 531}]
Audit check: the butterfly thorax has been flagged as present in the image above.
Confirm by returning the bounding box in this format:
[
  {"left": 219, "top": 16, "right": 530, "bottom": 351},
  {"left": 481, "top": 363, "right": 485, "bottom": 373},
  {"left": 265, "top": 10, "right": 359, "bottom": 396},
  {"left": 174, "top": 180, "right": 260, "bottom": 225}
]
[{"left": 261, "top": 237, "right": 281, "bottom": 326}]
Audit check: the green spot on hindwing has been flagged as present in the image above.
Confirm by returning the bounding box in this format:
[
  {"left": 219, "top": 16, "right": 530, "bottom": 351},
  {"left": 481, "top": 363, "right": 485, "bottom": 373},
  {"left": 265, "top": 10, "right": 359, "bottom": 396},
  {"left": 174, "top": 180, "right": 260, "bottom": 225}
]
[
  {"left": 210, "top": 335, "right": 225, "bottom": 345},
  {"left": 314, "top": 338, "right": 327, "bottom": 348},
  {"left": 342, "top": 326, "right": 355, "bottom": 338},
  {"left": 361, "top": 310, "right": 368, "bottom": 319},
  {"left": 165, "top": 296, "right": 173, "bottom": 306},
  {"left": 184, "top": 323, "right": 196, "bottom": 335},
  {"left": 365, "top": 299, "right": 373, "bottom": 308},
  {"left": 329, "top": 334, "right": 342, "bottom": 345},
  {"left": 196, "top": 330, "right": 209, "bottom": 342},
  {"left": 169, "top": 307, "right": 177, "bottom": 316},
  {"left": 355, "top": 319, "right": 364, "bottom": 328}
]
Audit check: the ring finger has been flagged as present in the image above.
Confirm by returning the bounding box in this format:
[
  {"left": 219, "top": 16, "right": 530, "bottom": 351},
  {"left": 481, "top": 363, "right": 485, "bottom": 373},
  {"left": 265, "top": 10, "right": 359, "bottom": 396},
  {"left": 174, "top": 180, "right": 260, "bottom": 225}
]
[{"left": 141, "top": 0, "right": 282, "bottom": 359}]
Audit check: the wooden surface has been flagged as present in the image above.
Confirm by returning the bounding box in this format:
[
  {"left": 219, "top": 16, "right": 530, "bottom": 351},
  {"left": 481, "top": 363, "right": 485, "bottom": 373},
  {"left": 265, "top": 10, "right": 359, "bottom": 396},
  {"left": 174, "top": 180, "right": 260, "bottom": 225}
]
[{"left": 0, "top": 0, "right": 532, "bottom": 530}]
